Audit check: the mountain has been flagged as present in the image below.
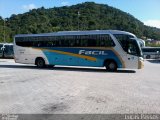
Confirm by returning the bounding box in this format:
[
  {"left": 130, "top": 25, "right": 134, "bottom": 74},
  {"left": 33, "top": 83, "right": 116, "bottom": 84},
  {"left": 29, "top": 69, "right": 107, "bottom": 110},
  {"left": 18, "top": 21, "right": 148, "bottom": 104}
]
[{"left": 0, "top": 2, "right": 160, "bottom": 42}]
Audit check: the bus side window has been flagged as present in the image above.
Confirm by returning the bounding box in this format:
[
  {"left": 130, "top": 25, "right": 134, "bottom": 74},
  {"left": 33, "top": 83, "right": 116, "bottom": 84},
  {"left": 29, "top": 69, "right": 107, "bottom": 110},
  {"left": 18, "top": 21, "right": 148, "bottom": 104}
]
[
  {"left": 70, "top": 40, "right": 75, "bottom": 47},
  {"left": 95, "top": 35, "right": 100, "bottom": 47},
  {"left": 106, "top": 37, "right": 115, "bottom": 47},
  {"left": 100, "top": 35, "right": 105, "bottom": 47},
  {"left": 64, "top": 39, "right": 69, "bottom": 47},
  {"left": 127, "top": 40, "right": 138, "bottom": 55},
  {"left": 100, "top": 35, "right": 115, "bottom": 47},
  {"left": 47, "top": 41, "right": 54, "bottom": 47},
  {"left": 81, "top": 39, "right": 88, "bottom": 47},
  {"left": 100, "top": 40, "right": 105, "bottom": 46},
  {"left": 75, "top": 40, "right": 79, "bottom": 46},
  {"left": 88, "top": 35, "right": 96, "bottom": 47}
]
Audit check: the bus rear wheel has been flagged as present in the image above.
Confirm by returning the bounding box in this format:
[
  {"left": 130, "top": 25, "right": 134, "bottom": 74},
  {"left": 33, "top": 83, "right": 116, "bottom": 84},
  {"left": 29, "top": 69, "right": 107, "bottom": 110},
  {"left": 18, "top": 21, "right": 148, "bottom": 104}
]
[
  {"left": 36, "top": 58, "right": 45, "bottom": 68},
  {"left": 105, "top": 60, "right": 117, "bottom": 72}
]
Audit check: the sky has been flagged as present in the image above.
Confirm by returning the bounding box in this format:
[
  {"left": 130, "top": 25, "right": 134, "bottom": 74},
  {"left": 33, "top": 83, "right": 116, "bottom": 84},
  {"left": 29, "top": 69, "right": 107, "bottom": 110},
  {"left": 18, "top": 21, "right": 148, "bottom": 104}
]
[{"left": 0, "top": 0, "right": 160, "bottom": 28}]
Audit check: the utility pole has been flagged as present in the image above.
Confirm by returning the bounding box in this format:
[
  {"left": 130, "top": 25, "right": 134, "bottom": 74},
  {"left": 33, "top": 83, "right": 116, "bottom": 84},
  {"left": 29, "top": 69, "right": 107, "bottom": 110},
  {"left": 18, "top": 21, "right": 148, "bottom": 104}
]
[
  {"left": 78, "top": 11, "right": 80, "bottom": 31},
  {"left": 3, "top": 18, "right": 6, "bottom": 43}
]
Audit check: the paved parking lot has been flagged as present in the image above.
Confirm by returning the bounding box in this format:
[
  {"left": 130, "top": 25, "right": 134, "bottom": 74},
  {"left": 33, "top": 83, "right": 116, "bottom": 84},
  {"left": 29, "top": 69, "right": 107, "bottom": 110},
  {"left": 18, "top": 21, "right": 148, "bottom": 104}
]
[{"left": 0, "top": 59, "right": 160, "bottom": 114}]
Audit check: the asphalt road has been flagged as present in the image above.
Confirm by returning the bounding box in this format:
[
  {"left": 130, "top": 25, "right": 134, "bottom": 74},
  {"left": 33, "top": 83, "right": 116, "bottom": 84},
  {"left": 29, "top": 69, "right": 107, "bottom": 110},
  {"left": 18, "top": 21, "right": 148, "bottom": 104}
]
[{"left": 0, "top": 59, "right": 160, "bottom": 114}]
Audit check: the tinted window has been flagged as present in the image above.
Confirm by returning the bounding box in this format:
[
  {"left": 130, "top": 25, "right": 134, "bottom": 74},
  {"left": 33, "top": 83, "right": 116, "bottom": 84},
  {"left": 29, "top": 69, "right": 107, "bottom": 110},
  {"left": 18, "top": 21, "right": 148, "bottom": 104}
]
[
  {"left": 3, "top": 45, "right": 14, "bottom": 55},
  {"left": 114, "top": 34, "right": 134, "bottom": 51},
  {"left": 114, "top": 34, "right": 141, "bottom": 56},
  {"left": 15, "top": 34, "right": 115, "bottom": 47}
]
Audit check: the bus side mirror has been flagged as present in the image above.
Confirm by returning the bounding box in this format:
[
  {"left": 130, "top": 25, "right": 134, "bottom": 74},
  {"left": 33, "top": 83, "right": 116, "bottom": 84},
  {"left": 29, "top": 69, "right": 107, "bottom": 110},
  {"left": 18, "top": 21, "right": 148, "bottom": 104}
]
[{"left": 128, "top": 48, "right": 131, "bottom": 54}]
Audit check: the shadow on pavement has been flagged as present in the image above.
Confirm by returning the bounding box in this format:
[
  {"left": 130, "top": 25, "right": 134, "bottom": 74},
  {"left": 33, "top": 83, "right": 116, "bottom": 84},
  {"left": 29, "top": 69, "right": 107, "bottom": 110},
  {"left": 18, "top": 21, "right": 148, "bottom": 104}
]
[
  {"left": 147, "top": 59, "right": 160, "bottom": 64},
  {"left": 0, "top": 65, "right": 136, "bottom": 73}
]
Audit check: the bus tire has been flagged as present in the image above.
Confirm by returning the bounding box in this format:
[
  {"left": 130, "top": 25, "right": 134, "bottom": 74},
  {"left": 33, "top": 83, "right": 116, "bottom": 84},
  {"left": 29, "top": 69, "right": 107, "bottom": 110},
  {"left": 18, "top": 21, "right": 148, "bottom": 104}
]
[
  {"left": 35, "top": 57, "right": 45, "bottom": 68},
  {"left": 104, "top": 60, "right": 117, "bottom": 72}
]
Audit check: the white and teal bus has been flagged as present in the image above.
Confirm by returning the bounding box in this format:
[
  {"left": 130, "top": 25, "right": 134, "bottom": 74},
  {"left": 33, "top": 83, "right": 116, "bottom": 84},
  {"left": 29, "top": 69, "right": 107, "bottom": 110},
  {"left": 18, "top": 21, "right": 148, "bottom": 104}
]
[{"left": 14, "top": 30, "right": 144, "bottom": 71}]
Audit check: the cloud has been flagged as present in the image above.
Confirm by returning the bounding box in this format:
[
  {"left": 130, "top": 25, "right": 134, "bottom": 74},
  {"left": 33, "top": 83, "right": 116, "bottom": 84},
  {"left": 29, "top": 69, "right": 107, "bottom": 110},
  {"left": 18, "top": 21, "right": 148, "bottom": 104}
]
[
  {"left": 143, "top": 20, "right": 160, "bottom": 28},
  {"left": 22, "top": 4, "right": 37, "bottom": 11},
  {"left": 61, "top": 1, "right": 69, "bottom": 6}
]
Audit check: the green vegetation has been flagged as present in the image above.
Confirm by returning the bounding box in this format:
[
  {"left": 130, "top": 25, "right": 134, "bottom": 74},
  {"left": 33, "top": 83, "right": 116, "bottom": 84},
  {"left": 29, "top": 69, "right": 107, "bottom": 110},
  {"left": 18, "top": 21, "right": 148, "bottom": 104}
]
[
  {"left": 0, "top": 2, "right": 160, "bottom": 42},
  {"left": 146, "top": 43, "right": 160, "bottom": 47}
]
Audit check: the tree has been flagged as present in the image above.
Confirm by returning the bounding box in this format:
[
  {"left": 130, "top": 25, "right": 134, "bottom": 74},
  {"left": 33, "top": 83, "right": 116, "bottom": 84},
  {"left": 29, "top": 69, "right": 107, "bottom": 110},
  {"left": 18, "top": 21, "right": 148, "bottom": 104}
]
[{"left": 0, "top": 2, "right": 160, "bottom": 43}]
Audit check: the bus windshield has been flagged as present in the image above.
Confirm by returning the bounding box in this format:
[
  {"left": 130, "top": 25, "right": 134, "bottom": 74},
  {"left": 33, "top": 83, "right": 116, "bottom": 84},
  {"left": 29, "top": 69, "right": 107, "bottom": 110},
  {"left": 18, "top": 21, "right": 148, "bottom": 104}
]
[
  {"left": 114, "top": 34, "right": 142, "bottom": 57},
  {"left": 4, "top": 45, "right": 14, "bottom": 55}
]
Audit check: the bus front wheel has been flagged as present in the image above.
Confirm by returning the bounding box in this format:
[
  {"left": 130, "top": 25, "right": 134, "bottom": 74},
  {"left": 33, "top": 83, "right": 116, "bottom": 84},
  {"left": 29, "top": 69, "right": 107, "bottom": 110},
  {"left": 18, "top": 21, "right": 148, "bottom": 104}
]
[
  {"left": 35, "top": 58, "right": 45, "bottom": 68},
  {"left": 105, "top": 60, "right": 117, "bottom": 72}
]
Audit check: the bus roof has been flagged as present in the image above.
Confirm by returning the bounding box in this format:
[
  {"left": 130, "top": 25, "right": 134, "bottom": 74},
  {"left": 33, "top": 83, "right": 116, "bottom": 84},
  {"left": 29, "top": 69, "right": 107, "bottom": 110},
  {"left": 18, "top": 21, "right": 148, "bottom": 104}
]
[
  {"left": 14, "top": 30, "right": 136, "bottom": 38},
  {"left": 0, "top": 43, "right": 13, "bottom": 45}
]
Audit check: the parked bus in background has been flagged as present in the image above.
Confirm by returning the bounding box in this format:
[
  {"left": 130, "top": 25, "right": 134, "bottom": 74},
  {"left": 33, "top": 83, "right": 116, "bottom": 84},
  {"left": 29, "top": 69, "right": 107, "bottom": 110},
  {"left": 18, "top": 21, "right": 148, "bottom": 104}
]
[
  {"left": 138, "top": 39, "right": 145, "bottom": 48},
  {"left": 142, "top": 47, "right": 160, "bottom": 59},
  {"left": 3, "top": 43, "right": 14, "bottom": 58},
  {"left": 0, "top": 43, "right": 14, "bottom": 58},
  {"left": 0, "top": 43, "right": 3, "bottom": 58},
  {"left": 14, "top": 30, "right": 143, "bottom": 71}
]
